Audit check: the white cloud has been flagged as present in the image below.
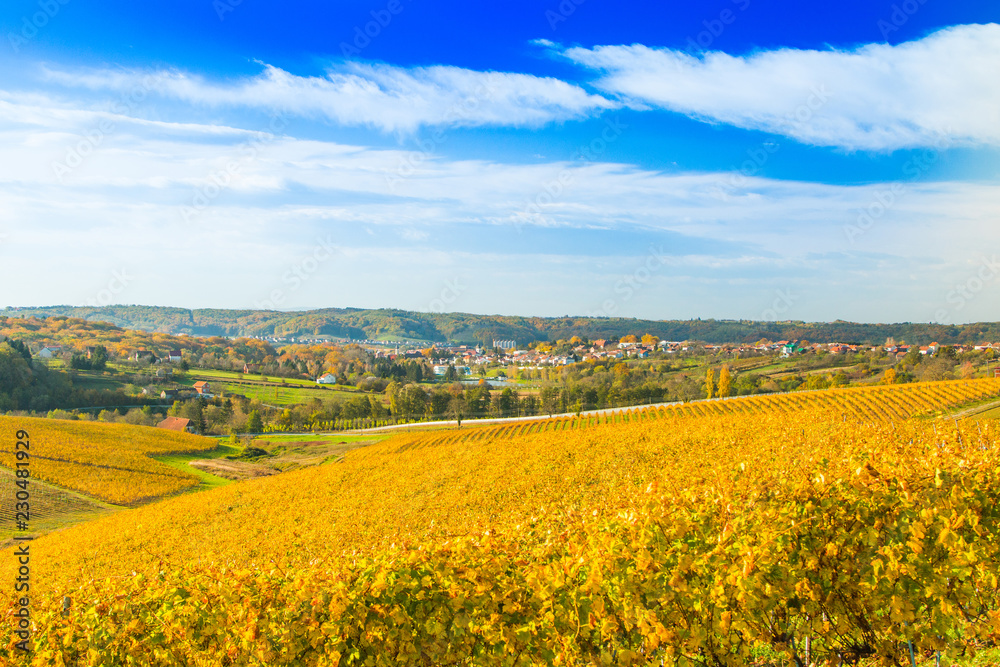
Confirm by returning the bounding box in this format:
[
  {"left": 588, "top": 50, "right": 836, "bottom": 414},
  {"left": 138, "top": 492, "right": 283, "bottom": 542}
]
[
  {"left": 1, "top": 82, "right": 998, "bottom": 321},
  {"left": 41, "top": 61, "right": 617, "bottom": 133},
  {"left": 562, "top": 23, "right": 1000, "bottom": 150}
]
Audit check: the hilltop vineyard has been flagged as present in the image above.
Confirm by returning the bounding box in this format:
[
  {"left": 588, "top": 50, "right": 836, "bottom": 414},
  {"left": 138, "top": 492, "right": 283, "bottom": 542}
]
[
  {"left": 2, "top": 379, "right": 1000, "bottom": 665},
  {"left": 0, "top": 417, "right": 214, "bottom": 506}
]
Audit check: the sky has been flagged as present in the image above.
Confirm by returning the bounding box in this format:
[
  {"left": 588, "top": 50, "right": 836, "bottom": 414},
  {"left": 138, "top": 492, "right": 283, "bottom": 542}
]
[{"left": 0, "top": 0, "right": 997, "bottom": 324}]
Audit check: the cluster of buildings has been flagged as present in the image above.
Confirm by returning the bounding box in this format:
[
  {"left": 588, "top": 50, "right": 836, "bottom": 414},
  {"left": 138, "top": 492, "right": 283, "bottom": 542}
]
[{"left": 142, "top": 381, "right": 214, "bottom": 402}]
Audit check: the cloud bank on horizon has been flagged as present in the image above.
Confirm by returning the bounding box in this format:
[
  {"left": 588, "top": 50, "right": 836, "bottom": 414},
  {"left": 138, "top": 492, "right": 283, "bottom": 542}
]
[{"left": 0, "top": 1, "right": 997, "bottom": 324}]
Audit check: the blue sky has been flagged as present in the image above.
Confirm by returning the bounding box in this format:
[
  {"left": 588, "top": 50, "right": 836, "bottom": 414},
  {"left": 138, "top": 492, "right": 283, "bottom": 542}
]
[{"left": 0, "top": 1, "right": 997, "bottom": 323}]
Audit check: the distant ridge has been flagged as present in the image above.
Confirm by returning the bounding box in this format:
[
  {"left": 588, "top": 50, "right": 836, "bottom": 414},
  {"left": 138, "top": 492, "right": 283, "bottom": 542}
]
[{"left": 4, "top": 305, "right": 998, "bottom": 346}]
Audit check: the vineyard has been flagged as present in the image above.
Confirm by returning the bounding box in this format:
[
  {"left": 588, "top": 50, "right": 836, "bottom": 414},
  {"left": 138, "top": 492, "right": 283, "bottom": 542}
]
[
  {"left": 0, "top": 469, "right": 117, "bottom": 545},
  {"left": 0, "top": 417, "right": 215, "bottom": 506},
  {"left": 388, "top": 377, "right": 1000, "bottom": 448},
  {"left": 1, "top": 379, "right": 1000, "bottom": 665}
]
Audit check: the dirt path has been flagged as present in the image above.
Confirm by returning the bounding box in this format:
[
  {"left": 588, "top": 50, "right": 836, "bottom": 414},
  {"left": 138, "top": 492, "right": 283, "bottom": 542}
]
[{"left": 949, "top": 397, "right": 1000, "bottom": 420}]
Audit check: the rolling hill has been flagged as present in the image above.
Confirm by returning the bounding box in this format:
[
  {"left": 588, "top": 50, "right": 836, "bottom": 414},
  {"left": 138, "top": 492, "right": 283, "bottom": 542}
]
[{"left": 7, "top": 304, "right": 1000, "bottom": 346}]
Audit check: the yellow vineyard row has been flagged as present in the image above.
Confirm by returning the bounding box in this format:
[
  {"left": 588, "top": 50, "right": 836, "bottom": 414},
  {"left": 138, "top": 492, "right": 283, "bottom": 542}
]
[{"left": 386, "top": 378, "right": 1000, "bottom": 452}]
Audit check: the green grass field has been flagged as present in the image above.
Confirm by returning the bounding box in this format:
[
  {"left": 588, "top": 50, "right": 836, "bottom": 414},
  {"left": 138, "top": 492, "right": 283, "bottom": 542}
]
[
  {"left": 68, "top": 370, "right": 124, "bottom": 391},
  {"left": 188, "top": 368, "right": 324, "bottom": 388},
  {"left": 152, "top": 441, "right": 242, "bottom": 491},
  {"left": 218, "top": 382, "right": 369, "bottom": 406}
]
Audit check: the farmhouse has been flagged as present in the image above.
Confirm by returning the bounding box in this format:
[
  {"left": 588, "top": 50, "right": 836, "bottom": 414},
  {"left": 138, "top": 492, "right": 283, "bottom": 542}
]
[
  {"left": 36, "top": 346, "right": 62, "bottom": 359},
  {"left": 316, "top": 373, "right": 337, "bottom": 384},
  {"left": 156, "top": 416, "right": 194, "bottom": 433},
  {"left": 193, "top": 381, "right": 213, "bottom": 397},
  {"left": 167, "top": 350, "right": 183, "bottom": 362}
]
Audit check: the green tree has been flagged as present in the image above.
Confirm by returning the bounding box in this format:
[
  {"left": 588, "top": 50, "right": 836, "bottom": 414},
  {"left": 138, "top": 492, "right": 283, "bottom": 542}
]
[
  {"left": 498, "top": 387, "right": 517, "bottom": 417},
  {"left": 91, "top": 345, "right": 109, "bottom": 371},
  {"left": 246, "top": 409, "right": 264, "bottom": 434}
]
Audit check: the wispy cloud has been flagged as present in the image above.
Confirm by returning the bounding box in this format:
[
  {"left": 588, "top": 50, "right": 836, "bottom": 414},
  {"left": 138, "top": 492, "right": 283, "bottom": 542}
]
[
  {"left": 561, "top": 24, "right": 1000, "bottom": 150},
  {"left": 41, "top": 61, "right": 618, "bottom": 133}
]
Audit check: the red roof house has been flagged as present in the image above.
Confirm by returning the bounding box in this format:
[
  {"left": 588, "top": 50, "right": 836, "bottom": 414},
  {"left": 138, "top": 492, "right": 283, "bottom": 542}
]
[{"left": 157, "top": 417, "right": 193, "bottom": 433}]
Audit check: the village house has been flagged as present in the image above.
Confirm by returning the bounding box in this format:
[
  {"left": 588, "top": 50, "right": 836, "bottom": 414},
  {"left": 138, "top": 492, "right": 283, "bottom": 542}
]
[
  {"left": 316, "top": 373, "right": 337, "bottom": 384},
  {"left": 36, "top": 346, "right": 62, "bottom": 359},
  {"left": 193, "top": 381, "right": 212, "bottom": 397},
  {"left": 156, "top": 416, "right": 194, "bottom": 433}
]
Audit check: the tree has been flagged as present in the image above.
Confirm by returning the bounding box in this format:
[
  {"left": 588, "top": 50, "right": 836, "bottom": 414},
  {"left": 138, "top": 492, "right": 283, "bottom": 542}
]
[
  {"left": 449, "top": 395, "right": 466, "bottom": 427},
  {"left": 368, "top": 395, "right": 386, "bottom": 420},
  {"left": 91, "top": 345, "right": 109, "bottom": 371},
  {"left": 246, "top": 409, "right": 264, "bottom": 433},
  {"left": 498, "top": 387, "right": 517, "bottom": 417},
  {"left": 717, "top": 365, "right": 732, "bottom": 397},
  {"left": 903, "top": 346, "right": 923, "bottom": 367},
  {"left": 704, "top": 368, "right": 715, "bottom": 399},
  {"left": 883, "top": 368, "right": 898, "bottom": 385}
]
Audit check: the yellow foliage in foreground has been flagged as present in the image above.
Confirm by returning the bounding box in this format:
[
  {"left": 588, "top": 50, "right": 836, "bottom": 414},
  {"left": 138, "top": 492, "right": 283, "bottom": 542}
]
[
  {"left": 0, "top": 417, "right": 214, "bottom": 505},
  {"left": 0, "top": 380, "right": 999, "bottom": 665}
]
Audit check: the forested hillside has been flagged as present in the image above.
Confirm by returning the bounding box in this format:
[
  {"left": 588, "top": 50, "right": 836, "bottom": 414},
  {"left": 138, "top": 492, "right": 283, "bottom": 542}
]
[{"left": 6, "top": 305, "right": 1000, "bottom": 345}]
